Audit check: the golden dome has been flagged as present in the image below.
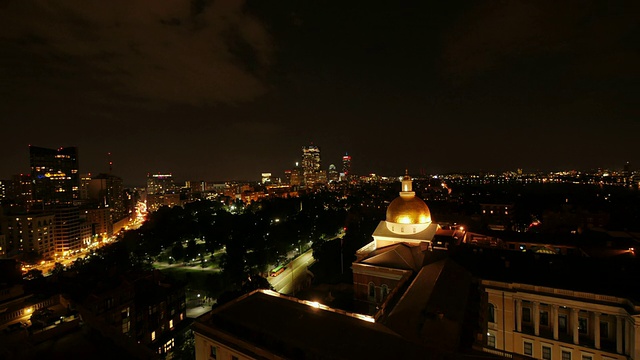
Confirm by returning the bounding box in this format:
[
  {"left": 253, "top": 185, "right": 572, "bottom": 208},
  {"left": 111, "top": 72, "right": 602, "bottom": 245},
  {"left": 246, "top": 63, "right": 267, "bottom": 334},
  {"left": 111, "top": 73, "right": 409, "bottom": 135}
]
[{"left": 386, "top": 195, "right": 432, "bottom": 224}]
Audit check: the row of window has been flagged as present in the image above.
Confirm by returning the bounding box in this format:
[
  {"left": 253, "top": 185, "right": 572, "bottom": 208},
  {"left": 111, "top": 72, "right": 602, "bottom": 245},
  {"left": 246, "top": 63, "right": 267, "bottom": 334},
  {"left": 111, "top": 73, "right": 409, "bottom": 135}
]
[
  {"left": 487, "top": 335, "right": 595, "bottom": 360},
  {"left": 488, "top": 303, "right": 613, "bottom": 338},
  {"left": 524, "top": 341, "right": 593, "bottom": 360}
]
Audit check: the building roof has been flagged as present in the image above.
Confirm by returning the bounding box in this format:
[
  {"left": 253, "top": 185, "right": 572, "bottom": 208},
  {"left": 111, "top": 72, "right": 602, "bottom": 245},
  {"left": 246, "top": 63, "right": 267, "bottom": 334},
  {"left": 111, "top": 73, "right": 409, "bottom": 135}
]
[
  {"left": 195, "top": 291, "right": 440, "bottom": 360},
  {"left": 450, "top": 246, "right": 640, "bottom": 305},
  {"left": 361, "top": 243, "right": 425, "bottom": 272},
  {"left": 372, "top": 221, "right": 438, "bottom": 241},
  {"left": 384, "top": 259, "right": 472, "bottom": 352}
]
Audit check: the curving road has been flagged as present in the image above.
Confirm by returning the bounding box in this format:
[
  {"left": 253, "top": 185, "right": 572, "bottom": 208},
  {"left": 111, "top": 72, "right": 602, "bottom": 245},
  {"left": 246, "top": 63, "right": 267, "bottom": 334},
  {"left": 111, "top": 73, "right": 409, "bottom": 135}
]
[{"left": 268, "top": 249, "right": 315, "bottom": 295}]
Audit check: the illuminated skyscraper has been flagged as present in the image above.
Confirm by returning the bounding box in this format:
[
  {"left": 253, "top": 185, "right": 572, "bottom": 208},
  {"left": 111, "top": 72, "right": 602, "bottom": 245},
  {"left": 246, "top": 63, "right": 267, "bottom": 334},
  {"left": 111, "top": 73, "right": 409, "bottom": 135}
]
[
  {"left": 302, "top": 144, "right": 321, "bottom": 186},
  {"left": 283, "top": 170, "right": 292, "bottom": 185},
  {"left": 146, "top": 173, "right": 174, "bottom": 195},
  {"left": 29, "top": 145, "right": 80, "bottom": 205},
  {"left": 342, "top": 153, "right": 352, "bottom": 177},
  {"left": 290, "top": 162, "right": 303, "bottom": 186},
  {"left": 328, "top": 164, "right": 339, "bottom": 183}
]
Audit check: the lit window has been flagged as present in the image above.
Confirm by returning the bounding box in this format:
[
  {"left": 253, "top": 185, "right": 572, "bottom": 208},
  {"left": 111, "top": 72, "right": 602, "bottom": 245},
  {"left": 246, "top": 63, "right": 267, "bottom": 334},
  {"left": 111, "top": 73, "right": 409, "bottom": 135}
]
[
  {"left": 151, "top": 331, "right": 156, "bottom": 341},
  {"left": 169, "top": 320, "right": 174, "bottom": 329},
  {"left": 578, "top": 317, "right": 588, "bottom": 335},
  {"left": 487, "top": 333, "right": 496, "bottom": 348}
]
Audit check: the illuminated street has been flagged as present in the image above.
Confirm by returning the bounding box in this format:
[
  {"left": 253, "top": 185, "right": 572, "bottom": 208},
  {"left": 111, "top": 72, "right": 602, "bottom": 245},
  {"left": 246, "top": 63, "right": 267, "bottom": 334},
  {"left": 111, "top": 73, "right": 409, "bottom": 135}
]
[{"left": 268, "top": 249, "right": 315, "bottom": 295}]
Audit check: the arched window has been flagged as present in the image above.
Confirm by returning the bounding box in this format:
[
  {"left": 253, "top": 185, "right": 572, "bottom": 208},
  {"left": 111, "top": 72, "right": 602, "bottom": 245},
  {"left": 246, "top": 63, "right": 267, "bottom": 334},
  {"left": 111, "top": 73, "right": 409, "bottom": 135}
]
[
  {"left": 368, "top": 282, "right": 375, "bottom": 300},
  {"left": 488, "top": 303, "right": 496, "bottom": 323},
  {"left": 381, "top": 284, "right": 389, "bottom": 300}
]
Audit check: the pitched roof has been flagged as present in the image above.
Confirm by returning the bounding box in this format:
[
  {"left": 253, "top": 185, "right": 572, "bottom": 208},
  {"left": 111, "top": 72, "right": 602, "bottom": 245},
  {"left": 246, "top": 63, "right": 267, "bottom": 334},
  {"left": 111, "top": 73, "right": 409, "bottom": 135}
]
[
  {"left": 361, "top": 243, "right": 425, "bottom": 272},
  {"left": 384, "top": 259, "right": 472, "bottom": 351}
]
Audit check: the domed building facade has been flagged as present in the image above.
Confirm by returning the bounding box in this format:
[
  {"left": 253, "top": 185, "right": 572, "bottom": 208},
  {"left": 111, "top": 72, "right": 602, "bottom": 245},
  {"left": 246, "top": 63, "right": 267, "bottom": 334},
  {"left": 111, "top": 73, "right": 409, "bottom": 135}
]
[
  {"left": 383, "top": 173, "right": 433, "bottom": 236},
  {"left": 352, "top": 172, "right": 446, "bottom": 308},
  {"left": 365, "top": 172, "right": 439, "bottom": 252}
]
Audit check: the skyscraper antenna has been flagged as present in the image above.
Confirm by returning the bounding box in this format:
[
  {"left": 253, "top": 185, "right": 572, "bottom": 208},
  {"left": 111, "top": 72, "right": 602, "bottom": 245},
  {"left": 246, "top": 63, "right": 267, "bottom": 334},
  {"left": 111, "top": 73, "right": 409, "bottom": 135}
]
[{"left": 108, "top": 152, "right": 113, "bottom": 174}]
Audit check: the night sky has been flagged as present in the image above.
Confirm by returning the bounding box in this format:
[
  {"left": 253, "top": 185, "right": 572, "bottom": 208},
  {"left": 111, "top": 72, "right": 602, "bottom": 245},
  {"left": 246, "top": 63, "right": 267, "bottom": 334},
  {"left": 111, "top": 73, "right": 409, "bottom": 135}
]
[{"left": 1, "top": 1, "right": 638, "bottom": 185}]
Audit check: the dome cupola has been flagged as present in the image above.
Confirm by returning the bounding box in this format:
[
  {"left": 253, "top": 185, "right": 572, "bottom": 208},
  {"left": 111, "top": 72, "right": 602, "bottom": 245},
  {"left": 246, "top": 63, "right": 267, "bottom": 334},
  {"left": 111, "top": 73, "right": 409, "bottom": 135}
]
[{"left": 385, "top": 171, "right": 432, "bottom": 234}]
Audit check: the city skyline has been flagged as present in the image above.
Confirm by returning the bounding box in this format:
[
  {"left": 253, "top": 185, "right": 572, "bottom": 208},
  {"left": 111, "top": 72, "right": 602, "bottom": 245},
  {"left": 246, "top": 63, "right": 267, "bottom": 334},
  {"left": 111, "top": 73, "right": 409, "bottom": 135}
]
[
  {"left": 2, "top": 142, "right": 637, "bottom": 187},
  {"left": 1, "top": 1, "right": 638, "bottom": 182}
]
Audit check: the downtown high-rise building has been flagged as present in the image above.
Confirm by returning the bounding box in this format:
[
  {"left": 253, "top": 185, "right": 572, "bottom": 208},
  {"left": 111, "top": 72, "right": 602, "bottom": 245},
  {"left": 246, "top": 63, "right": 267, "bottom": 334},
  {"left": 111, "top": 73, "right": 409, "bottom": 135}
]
[
  {"left": 289, "top": 163, "right": 303, "bottom": 186},
  {"left": 88, "top": 173, "right": 126, "bottom": 222},
  {"left": 53, "top": 206, "right": 91, "bottom": 256},
  {"left": 146, "top": 173, "right": 175, "bottom": 195},
  {"left": 29, "top": 145, "right": 80, "bottom": 206},
  {"left": 342, "top": 153, "right": 352, "bottom": 178},
  {"left": 0, "top": 212, "right": 56, "bottom": 259},
  {"left": 302, "top": 144, "right": 322, "bottom": 186},
  {"left": 328, "top": 164, "right": 339, "bottom": 183}
]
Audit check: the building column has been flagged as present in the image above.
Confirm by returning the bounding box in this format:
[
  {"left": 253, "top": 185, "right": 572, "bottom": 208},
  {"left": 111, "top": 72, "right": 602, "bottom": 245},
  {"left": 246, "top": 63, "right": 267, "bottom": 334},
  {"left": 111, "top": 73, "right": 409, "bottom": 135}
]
[
  {"left": 593, "top": 312, "right": 600, "bottom": 350},
  {"left": 533, "top": 301, "right": 540, "bottom": 336},
  {"left": 552, "top": 305, "right": 559, "bottom": 340},
  {"left": 516, "top": 299, "right": 522, "bottom": 332},
  {"left": 616, "top": 315, "right": 623, "bottom": 354},
  {"left": 633, "top": 321, "right": 640, "bottom": 360},
  {"left": 626, "top": 318, "right": 631, "bottom": 355},
  {"left": 572, "top": 308, "right": 579, "bottom": 345}
]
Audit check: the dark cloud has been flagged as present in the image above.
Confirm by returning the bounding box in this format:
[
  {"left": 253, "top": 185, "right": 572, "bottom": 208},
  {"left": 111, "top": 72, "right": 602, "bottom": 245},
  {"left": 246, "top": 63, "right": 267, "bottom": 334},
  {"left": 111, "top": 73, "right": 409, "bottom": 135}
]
[
  {"left": 0, "top": 1, "right": 638, "bottom": 183},
  {"left": 441, "top": 1, "right": 639, "bottom": 79},
  {"left": 0, "top": 0, "right": 274, "bottom": 106}
]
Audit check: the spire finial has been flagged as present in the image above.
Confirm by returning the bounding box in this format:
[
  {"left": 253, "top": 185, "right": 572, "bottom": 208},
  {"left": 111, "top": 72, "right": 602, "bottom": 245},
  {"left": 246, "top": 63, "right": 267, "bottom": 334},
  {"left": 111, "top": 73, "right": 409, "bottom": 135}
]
[{"left": 401, "top": 171, "right": 413, "bottom": 193}]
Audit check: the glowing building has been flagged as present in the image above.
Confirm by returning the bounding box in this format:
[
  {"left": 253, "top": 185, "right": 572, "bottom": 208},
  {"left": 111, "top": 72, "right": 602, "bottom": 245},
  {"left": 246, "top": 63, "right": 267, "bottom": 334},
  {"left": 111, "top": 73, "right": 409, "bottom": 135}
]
[
  {"left": 342, "top": 153, "right": 352, "bottom": 177},
  {"left": 0, "top": 213, "right": 55, "bottom": 259},
  {"left": 29, "top": 145, "right": 80, "bottom": 205},
  {"left": 53, "top": 206, "right": 91, "bottom": 256},
  {"left": 302, "top": 144, "right": 321, "bottom": 186},
  {"left": 290, "top": 162, "right": 303, "bottom": 186},
  {"left": 328, "top": 164, "right": 339, "bottom": 183},
  {"left": 146, "top": 173, "right": 174, "bottom": 195}
]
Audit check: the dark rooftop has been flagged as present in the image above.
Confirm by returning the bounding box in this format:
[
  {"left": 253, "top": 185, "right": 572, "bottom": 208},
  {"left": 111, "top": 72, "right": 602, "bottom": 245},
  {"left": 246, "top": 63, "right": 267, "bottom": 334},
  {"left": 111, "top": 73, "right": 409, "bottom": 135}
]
[
  {"left": 450, "top": 246, "right": 640, "bottom": 305},
  {"left": 196, "top": 290, "right": 440, "bottom": 360}
]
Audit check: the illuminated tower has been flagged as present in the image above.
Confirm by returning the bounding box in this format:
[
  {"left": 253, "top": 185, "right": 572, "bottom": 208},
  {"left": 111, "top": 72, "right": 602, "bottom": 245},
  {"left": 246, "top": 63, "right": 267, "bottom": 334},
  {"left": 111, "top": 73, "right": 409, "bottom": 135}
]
[
  {"left": 146, "top": 173, "right": 174, "bottom": 195},
  {"left": 328, "top": 164, "right": 339, "bottom": 183},
  {"left": 342, "top": 153, "right": 352, "bottom": 179},
  {"left": 29, "top": 145, "right": 80, "bottom": 205},
  {"left": 290, "top": 162, "right": 303, "bottom": 186},
  {"left": 302, "top": 144, "right": 321, "bottom": 186}
]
